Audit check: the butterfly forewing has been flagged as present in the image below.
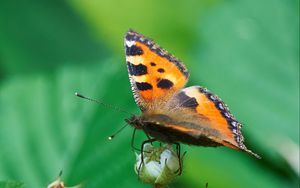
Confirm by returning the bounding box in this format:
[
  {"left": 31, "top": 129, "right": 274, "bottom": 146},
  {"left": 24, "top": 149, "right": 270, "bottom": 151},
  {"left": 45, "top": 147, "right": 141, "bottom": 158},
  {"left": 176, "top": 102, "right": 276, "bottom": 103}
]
[{"left": 125, "top": 29, "right": 189, "bottom": 112}]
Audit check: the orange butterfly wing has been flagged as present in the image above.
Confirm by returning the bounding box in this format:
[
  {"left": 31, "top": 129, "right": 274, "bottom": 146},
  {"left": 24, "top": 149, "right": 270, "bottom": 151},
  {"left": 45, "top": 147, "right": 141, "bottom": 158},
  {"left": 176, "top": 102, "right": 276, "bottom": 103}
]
[
  {"left": 159, "top": 86, "right": 260, "bottom": 158},
  {"left": 125, "top": 29, "right": 189, "bottom": 112},
  {"left": 124, "top": 30, "right": 260, "bottom": 158}
]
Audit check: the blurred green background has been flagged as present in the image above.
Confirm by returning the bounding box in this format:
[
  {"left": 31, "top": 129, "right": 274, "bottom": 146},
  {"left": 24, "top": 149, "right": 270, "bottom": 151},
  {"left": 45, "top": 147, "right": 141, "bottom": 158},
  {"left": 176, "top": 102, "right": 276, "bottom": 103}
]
[{"left": 0, "top": 0, "right": 299, "bottom": 187}]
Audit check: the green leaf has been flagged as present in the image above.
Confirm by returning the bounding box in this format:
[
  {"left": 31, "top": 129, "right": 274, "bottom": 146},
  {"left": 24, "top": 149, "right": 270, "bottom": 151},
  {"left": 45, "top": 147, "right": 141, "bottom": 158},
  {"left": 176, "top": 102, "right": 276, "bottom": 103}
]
[
  {"left": 181, "top": 0, "right": 299, "bottom": 187},
  {"left": 0, "top": 1, "right": 110, "bottom": 75},
  {"left": 0, "top": 181, "right": 24, "bottom": 188},
  {"left": 0, "top": 0, "right": 298, "bottom": 187},
  {"left": 0, "top": 59, "right": 145, "bottom": 187}
]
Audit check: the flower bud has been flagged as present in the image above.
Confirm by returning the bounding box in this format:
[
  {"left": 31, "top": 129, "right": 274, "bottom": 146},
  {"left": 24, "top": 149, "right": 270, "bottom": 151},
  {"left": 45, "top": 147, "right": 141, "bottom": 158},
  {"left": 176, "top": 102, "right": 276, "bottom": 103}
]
[
  {"left": 47, "top": 177, "right": 64, "bottom": 188},
  {"left": 135, "top": 143, "right": 182, "bottom": 186},
  {"left": 47, "top": 172, "right": 81, "bottom": 188}
]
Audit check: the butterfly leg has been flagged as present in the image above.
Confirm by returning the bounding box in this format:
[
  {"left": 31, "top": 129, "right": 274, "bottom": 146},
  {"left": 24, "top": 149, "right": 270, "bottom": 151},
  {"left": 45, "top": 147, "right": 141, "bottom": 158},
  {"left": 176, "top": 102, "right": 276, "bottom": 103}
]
[
  {"left": 131, "top": 128, "right": 141, "bottom": 152},
  {"left": 130, "top": 129, "right": 153, "bottom": 152},
  {"left": 174, "top": 143, "right": 186, "bottom": 176},
  {"left": 174, "top": 143, "right": 182, "bottom": 175},
  {"left": 137, "top": 138, "right": 156, "bottom": 178},
  {"left": 145, "top": 133, "right": 153, "bottom": 143},
  {"left": 140, "top": 138, "right": 156, "bottom": 165},
  {"left": 144, "top": 131, "right": 154, "bottom": 147}
]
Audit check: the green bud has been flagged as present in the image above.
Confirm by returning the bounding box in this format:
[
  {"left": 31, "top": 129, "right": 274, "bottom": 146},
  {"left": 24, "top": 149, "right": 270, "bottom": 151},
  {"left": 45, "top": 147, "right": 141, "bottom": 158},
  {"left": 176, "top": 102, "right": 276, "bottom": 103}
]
[{"left": 135, "top": 143, "right": 182, "bottom": 186}]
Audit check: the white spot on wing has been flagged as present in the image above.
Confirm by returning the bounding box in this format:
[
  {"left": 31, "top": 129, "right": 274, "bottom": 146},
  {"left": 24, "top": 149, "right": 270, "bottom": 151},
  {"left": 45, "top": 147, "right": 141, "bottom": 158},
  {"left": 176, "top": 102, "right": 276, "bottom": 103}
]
[
  {"left": 184, "top": 86, "right": 203, "bottom": 104},
  {"left": 132, "top": 75, "right": 148, "bottom": 82},
  {"left": 125, "top": 40, "right": 135, "bottom": 47},
  {"left": 164, "top": 74, "right": 177, "bottom": 84},
  {"left": 126, "top": 56, "right": 144, "bottom": 65}
]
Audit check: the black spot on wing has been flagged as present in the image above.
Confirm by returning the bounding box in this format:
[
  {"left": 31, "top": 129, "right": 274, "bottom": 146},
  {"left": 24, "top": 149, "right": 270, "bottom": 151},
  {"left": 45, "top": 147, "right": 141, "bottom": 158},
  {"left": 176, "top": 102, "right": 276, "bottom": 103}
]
[
  {"left": 177, "top": 92, "right": 198, "bottom": 109},
  {"left": 198, "top": 87, "right": 208, "bottom": 94},
  {"left": 125, "top": 30, "right": 189, "bottom": 79},
  {"left": 157, "top": 68, "right": 165, "bottom": 73},
  {"left": 127, "top": 61, "right": 147, "bottom": 76},
  {"left": 150, "top": 62, "right": 156, "bottom": 66},
  {"left": 126, "top": 45, "right": 143, "bottom": 56},
  {"left": 136, "top": 82, "right": 152, "bottom": 91},
  {"left": 125, "top": 31, "right": 136, "bottom": 41},
  {"left": 157, "top": 79, "right": 173, "bottom": 89}
]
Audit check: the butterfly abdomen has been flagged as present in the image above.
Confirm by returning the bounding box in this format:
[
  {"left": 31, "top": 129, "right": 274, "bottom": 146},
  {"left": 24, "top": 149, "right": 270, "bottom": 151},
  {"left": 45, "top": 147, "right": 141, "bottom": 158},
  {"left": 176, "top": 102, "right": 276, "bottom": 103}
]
[
  {"left": 138, "top": 114, "right": 221, "bottom": 147},
  {"left": 143, "top": 122, "right": 222, "bottom": 147}
]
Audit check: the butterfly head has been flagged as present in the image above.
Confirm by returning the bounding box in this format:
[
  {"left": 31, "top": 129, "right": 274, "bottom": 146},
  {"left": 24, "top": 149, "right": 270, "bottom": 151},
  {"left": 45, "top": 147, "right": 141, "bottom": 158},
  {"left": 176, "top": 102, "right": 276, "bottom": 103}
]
[{"left": 125, "top": 115, "right": 144, "bottom": 129}]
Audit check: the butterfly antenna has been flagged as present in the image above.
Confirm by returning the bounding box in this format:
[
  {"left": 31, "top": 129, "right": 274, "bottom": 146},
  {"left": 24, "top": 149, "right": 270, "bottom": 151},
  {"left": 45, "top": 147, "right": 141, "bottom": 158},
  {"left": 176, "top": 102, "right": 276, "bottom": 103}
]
[
  {"left": 108, "top": 123, "right": 129, "bottom": 140},
  {"left": 58, "top": 170, "right": 63, "bottom": 177},
  {"left": 75, "top": 92, "right": 133, "bottom": 116}
]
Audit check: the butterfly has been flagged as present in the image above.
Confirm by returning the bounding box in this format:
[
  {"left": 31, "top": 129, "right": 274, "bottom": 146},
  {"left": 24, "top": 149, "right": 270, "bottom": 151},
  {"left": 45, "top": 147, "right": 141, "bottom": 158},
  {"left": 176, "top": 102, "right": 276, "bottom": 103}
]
[{"left": 124, "top": 29, "right": 261, "bottom": 160}]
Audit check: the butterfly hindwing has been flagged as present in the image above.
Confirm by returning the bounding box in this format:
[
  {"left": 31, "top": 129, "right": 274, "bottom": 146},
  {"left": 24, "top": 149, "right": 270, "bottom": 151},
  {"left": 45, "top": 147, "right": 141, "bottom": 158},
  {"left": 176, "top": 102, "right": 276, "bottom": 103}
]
[
  {"left": 161, "top": 86, "right": 260, "bottom": 158},
  {"left": 125, "top": 29, "right": 189, "bottom": 112}
]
